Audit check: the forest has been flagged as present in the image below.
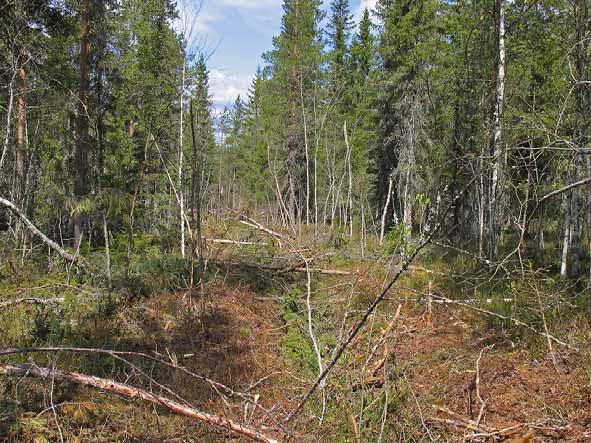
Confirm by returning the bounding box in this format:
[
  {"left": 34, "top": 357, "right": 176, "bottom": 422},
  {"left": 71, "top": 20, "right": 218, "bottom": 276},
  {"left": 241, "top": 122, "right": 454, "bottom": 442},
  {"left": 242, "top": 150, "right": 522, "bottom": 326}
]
[{"left": 0, "top": 0, "right": 590, "bottom": 441}]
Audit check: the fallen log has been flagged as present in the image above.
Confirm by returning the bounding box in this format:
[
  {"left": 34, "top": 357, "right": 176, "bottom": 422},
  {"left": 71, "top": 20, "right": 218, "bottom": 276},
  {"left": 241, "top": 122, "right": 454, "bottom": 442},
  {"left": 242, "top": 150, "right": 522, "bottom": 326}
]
[
  {"left": 0, "top": 297, "right": 65, "bottom": 308},
  {"left": 227, "top": 261, "right": 355, "bottom": 276},
  {"left": 0, "top": 363, "right": 280, "bottom": 443},
  {"left": 208, "top": 239, "right": 268, "bottom": 246},
  {"left": 291, "top": 267, "right": 354, "bottom": 276},
  {"left": 239, "top": 215, "right": 287, "bottom": 243},
  {"left": 0, "top": 197, "right": 82, "bottom": 266}
]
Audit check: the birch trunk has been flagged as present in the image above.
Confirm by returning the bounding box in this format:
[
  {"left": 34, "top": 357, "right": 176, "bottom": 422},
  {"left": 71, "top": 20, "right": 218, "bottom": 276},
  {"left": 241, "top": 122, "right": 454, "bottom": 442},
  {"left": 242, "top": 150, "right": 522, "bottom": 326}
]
[
  {"left": 488, "top": 0, "right": 506, "bottom": 260},
  {"left": 344, "top": 122, "right": 354, "bottom": 237},
  {"left": 380, "top": 175, "right": 394, "bottom": 245},
  {"left": 560, "top": 195, "right": 571, "bottom": 277},
  {"left": 0, "top": 68, "right": 17, "bottom": 171},
  {"left": 179, "top": 60, "right": 186, "bottom": 259}
]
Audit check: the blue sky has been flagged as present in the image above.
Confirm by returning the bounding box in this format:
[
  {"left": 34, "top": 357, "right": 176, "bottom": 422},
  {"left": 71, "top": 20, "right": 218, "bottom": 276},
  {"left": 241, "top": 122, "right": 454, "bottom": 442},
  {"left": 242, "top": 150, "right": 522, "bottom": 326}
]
[{"left": 178, "top": 0, "right": 378, "bottom": 112}]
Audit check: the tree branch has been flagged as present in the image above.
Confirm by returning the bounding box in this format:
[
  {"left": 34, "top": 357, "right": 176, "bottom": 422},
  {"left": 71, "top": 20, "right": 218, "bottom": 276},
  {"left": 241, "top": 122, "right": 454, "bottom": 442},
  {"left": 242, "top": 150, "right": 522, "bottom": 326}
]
[
  {"left": 0, "top": 297, "right": 65, "bottom": 308},
  {"left": 0, "top": 197, "right": 82, "bottom": 265},
  {"left": 283, "top": 187, "right": 466, "bottom": 424},
  {"left": 0, "top": 363, "right": 280, "bottom": 443}
]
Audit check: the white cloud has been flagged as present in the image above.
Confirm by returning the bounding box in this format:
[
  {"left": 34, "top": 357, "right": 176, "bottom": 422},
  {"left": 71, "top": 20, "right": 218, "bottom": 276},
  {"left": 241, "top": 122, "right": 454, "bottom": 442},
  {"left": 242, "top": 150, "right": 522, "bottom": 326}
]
[
  {"left": 209, "top": 69, "right": 253, "bottom": 110},
  {"left": 175, "top": 0, "right": 281, "bottom": 109},
  {"left": 174, "top": 1, "right": 220, "bottom": 46},
  {"left": 354, "top": 0, "right": 378, "bottom": 23}
]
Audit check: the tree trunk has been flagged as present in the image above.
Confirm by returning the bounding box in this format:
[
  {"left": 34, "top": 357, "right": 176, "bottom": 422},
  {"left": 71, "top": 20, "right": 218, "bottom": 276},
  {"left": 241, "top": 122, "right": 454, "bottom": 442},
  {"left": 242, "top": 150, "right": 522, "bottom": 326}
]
[
  {"left": 0, "top": 67, "right": 17, "bottom": 172},
  {"left": 570, "top": 179, "right": 583, "bottom": 277},
  {"left": 179, "top": 59, "right": 186, "bottom": 259},
  {"left": 189, "top": 100, "right": 203, "bottom": 271},
  {"left": 574, "top": 0, "right": 590, "bottom": 281},
  {"left": 0, "top": 363, "right": 279, "bottom": 443},
  {"left": 103, "top": 213, "right": 112, "bottom": 288},
  {"left": 379, "top": 175, "right": 394, "bottom": 245},
  {"left": 15, "top": 54, "right": 26, "bottom": 203},
  {"left": 74, "top": 0, "right": 91, "bottom": 250},
  {"left": 344, "top": 121, "right": 354, "bottom": 237},
  {"left": 488, "top": 0, "right": 506, "bottom": 260},
  {"left": 560, "top": 195, "right": 571, "bottom": 278}
]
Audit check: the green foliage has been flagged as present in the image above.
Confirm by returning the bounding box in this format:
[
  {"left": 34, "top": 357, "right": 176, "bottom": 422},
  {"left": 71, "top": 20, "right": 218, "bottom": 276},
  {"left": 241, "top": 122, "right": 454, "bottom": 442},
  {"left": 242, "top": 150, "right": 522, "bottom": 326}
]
[
  {"left": 384, "top": 223, "right": 411, "bottom": 254},
  {"left": 280, "top": 288, "right": 319, "bottom": 373}
]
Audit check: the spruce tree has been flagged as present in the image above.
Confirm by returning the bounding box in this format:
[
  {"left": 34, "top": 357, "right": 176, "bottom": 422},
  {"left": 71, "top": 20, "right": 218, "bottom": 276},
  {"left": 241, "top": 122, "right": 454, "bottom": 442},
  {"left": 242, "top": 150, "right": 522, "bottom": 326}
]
[
  {"left": 263, "top": 0, "right": 324, "bottom": 223},
  {"left": 327, "top": 0, "right": 354, "bottom": 97},
  {"left": 348, "top": 8, "right": 377, "bottom": 210},
  {"left": 374, "top": 0, "right": 443, "bottom": 230}
]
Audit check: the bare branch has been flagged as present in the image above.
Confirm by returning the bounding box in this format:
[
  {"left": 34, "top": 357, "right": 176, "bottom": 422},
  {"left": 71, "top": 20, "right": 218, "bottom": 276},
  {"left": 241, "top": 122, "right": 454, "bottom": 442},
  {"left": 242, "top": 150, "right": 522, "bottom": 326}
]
[
  {"left": 0, "top": 197, "right": 82, "bottom": 265},
  {"left": 0, "top": 363, "right": 280, "bottom": 443},
  {"left": 538, "top": 177, "right": 591, "bottom": 205},
  {"left": 283, "top": 187, "right": 466, "bottom": 424},
  {"left": 0, "top": 297, "right": 65, "bottom": 308}
]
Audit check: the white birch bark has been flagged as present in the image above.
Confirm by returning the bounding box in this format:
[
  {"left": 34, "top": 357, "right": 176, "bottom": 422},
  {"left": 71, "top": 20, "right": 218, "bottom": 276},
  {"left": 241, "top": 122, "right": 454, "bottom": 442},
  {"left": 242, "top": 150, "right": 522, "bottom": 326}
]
[
  {"left": 380, "top": 175, "right": 394, "bottom": 245},
  {"left": 178, "top": 60, "right": 186, "bottom": 259},
  {"left": 488, "top": 0, "right": 506, "bottom": 258},
  {"left": 344, "top": 122, "right": 354, "bottom": 237},
  {"left": 560, "top": 196, "right": 571, "bottom": 277},
  {"left": 0, "top": 69, "right": 17, "bottom": 171}
]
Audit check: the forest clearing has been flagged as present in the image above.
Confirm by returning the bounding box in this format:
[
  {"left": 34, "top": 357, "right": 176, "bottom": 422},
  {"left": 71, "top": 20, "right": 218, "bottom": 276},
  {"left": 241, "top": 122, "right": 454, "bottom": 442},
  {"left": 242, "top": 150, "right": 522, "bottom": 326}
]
[{"left": 1, "top": 0, "right": 591, "bottom": 442}]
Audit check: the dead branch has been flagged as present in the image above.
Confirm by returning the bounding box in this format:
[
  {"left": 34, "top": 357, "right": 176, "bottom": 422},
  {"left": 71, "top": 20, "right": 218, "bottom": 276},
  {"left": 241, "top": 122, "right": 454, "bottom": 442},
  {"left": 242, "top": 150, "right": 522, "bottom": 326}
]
[
  {"left": 429, "top": 293, "right": 577, "bottom": 351},
  {"left": 208, "top": 239, "right": 268, "bottom": 246},
  {"left": 0, "top": 347, "right": 250, "bottom": 401},
  {"left": 0, "top": 297, "right": 65, "bottom": 308},
  {"left": 226, "top": 261, "right": 355, "bottom": 276},
  {"left": 283, "top": 188, "right": 467, "bottom": 424},
  {"left": 428, "top": 417, "right": 488, "bottom": 434},
  {"left": 0, "top": 197, "right": 82, "bottom": 266},
  {"left": 239, "top": 215, "right": 287, "bottom": 243},
  {"left": 432, "top": 405, "right": 494, "bottom": 433},
  {"left": 0, "top": 363, "right": 280, "bottom": 443},
  {"left": 538, "top": 177, "right": 591, "bottom": 205},
  {"left": 291, "top": 267, "right": 354, "bottom": 275}
]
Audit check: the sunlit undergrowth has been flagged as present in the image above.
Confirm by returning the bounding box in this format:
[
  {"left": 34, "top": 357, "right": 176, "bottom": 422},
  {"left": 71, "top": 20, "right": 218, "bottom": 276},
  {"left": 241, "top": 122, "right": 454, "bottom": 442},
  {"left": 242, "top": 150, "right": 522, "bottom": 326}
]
[{"left": 1, "top": 222, "right": 590, "bottom": 442}]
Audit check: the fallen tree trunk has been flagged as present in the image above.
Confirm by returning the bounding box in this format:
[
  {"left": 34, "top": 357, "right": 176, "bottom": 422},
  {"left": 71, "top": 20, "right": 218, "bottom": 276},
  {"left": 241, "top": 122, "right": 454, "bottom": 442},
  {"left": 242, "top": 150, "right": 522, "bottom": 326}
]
[
  {"left": 0, "top": 363, "right": 280, "bottom": 443},
  {"left": 208, "top": 238, "right": 269, "bottom": 246},
  {"left": 0, "top": 197, "right": 81, "bottom": 265},
  {"left": 0, "top": 297, "right": 65, "bottom": 308},
  {"left": 228, "top": 261, "right": 355, "bottom": 276},
  {"left": 239, "top": 215, "right": 287, "bottom": 244}
]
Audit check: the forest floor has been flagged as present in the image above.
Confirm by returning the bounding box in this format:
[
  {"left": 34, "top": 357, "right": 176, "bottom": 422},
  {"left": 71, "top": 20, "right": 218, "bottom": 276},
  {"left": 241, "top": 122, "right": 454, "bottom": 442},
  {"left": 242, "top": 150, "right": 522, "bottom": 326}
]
[
  {"left": 1, "top": 240, "right": 591, "bottom": 442},
  {"left": 137, "top": 281, "right": 591, "bottom": 442}
]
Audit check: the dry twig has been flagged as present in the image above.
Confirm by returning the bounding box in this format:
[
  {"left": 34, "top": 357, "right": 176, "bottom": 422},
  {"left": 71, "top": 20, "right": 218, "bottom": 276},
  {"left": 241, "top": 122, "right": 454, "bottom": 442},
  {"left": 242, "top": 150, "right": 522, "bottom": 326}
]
[{"left": 0, "top": 363, "right": 280, "bottom": 443}]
